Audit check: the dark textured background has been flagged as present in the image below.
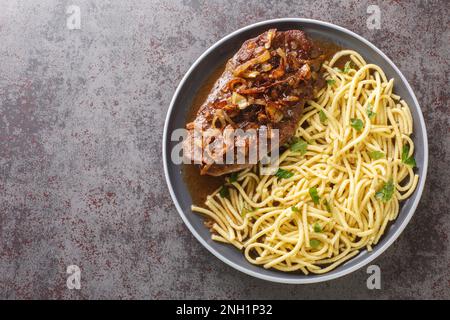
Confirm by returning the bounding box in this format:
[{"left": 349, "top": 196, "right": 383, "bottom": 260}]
[{"left": 0, "top": 0, "right": 448, "bottom": 299}]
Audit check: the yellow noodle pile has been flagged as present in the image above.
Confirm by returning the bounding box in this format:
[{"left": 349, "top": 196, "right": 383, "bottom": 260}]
[{"left": 192, "top": 50, "right": 419, "bottom": 274}]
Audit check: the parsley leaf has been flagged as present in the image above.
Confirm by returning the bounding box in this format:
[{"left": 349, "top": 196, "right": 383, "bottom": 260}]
[
  {"left": 404, "top": 157, "right": 416, "bottom": 167},
  {"left": 369, "top": 151, "right": 385, "bottom": 160},
  {"left": 326, "top": 79, "right": 336, "bottom": 86},
  {"left": 313, "top": 222, "right": 322, "bottom": 233},
  {"left": 309, "top": 187, "right": 320, "bottom": 205},
  {"left": 319, "top": 110, "right": 328, "bottom": 123},
  {"left": 275, "top": 168, "right": 294, "bottom": 179},
  {"left": 350, "top": 118, "right": 364, "bottom": 131},
  {"left": 401, "top": 145, "right": 416, "bottom": 168},
  {"left": 229, "top": 172, "right": 238, "bottom": 183},
  {"left": 241, "top": 206, "right": 252, "bottom": 217},
  {"left": 291, "top": 206, "right": 299, "bottom": 212},
  {"left": 343, "top": 61, "right": 352, "bottom": 73},
  {"left": 401, "top": 145, "right": 409, "bottom": 162},
  {"left": 323, "top": 199, "right": 331, "bottom": 212},
  {"left": 367, "top": 104, "right": 376, "bottom": 119},
  {"left": 219, "top": 185, "right": 230, "bottom": 199},
  {"left": 290, "top": 137, "right": 308, "bottom": 155},
  {"left": 375, "top": 179, "right": 395, "bottom": 203},
  {"left": 310, "top": 239, "right": 321, "bottom": 248}
]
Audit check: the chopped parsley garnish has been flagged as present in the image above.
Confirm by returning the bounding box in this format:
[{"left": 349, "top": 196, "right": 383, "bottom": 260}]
[
  {"left": 343, "top": 61, "right": 352, "bottom": 73},
  {"left": 313, "top": 222, "right": 322, "bottom": 233},
  {"left": 326, "top": 79, "right": 336, "bottom": 86},
  {"left": 323, "top": 199, "right": 331, "bottom": 212},
  {"left": 290, "top": 137, "right": 308, "bottom": 155},
  {"left": 309, "top": 187, "right": 320, "bottom": 205},
  {"left": 229, "top": 172, "right": 238, "bottom": 183},
  {"left": 219, "top": 185, "right": 230, "bottom": 199},
  {"left": 369, "top": 151, "right": 385, "bottom": 160},
  {"left": 375, "top": 179, "right": 395, "bottom": 203},
  {"left": 350, "top": 118, "right": 364, "bottom": 131},
  {"left": 275, "top": 168, "right": 294, "bottom": 179},
  {"left": 291, "top": 206, "right": 300, "bottom": 212},
  {"left": 310, "top": 239, "right": 321, "bottom": 248},
  {"left": 319, "top": 110, "right": 328, "bottom": 123},
  {"left": 367, "top": 104, "right": 376, "bottom": 119},
  {"left": 401, "top": 145, "right": 416, "bottom": 168},
  {"left": 241, "top": 206, "right": 252, "bottom": 217}
]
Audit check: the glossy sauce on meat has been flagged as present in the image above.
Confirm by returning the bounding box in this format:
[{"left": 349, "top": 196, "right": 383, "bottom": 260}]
[
  {"left": 183, "top": 37, "right": 342, "bottom": 205},
  {"left": 183, "top": 65, "right": 227, "bottom": 205}
]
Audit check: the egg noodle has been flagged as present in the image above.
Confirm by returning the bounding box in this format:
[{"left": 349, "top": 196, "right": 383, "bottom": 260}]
[{"left": 191, "top": 49, "right": 419, "bottom": 274}]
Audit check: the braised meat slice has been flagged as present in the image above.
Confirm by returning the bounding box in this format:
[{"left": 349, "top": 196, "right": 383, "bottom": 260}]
[{"left": 184, "top": 29, "right": 325, "bottom": 176}]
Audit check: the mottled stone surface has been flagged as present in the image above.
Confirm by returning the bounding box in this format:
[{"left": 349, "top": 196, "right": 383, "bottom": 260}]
[{"left": 0, "top": 0, "right": 448, "bottom": 299}]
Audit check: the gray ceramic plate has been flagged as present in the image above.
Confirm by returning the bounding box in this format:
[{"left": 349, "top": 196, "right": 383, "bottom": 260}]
[{"left": 162, "top": 18, "right": 428, "bottom": 284}]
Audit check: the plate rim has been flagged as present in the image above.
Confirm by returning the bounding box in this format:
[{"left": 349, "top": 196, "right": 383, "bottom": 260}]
[{"left": 162, "top": 18, "right": 429, "bottom": 284}]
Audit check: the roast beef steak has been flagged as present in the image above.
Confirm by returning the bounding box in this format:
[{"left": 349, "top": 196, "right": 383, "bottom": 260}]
[{"left": 184, "top": 29, "right": 325, "bottom": 176}]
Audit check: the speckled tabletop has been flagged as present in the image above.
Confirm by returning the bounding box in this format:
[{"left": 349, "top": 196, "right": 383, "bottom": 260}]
[{"left": 0, "top": 0, "right": 449, "bottom": 300}]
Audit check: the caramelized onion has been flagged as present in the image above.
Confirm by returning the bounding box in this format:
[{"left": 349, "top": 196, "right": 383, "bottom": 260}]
[
  {"left": 231, "top": 92, "right": 249, "bottom": 110},
  {"left": 242, "top": 70, "right": 260, "bottom": 78},
  {"left": 265, "top": 29, "right": 276, "bottom": 49},
  {"left": 236, "top": 86, "right": 266, "bottom": 95},
  {"left": 276, "top": 47, "right": 286, "bottom": 60},
  {"left": 261, "top": 63, "right": 273, "bottom": 72},
  {"left": 253, "top": 98, "right": 267, "bottom": 106},
  {"left": 298, "top": 64, "right": 311, "bottom": 80},
  {"left": 265, "top": 102, "right": 283, "bottom": 123},
  {"left": 233, "top": 50, "right": 271, "bottom": 76},
  {"left": 226, "top": 78, "right": 247, "bottom": 92},
  {"left": 283, "top": 95, "right": 300, "bottom": 102}
]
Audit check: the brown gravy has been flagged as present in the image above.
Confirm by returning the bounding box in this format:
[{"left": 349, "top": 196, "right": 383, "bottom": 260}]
[
  {"left": 182, "top": 65, "right": 226, "bottom": 205},
  {"left": 182, "top": 38, "right": 342, "bottom": 206}
]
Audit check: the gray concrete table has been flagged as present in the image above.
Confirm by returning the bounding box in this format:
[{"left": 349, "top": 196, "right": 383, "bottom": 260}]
[{"left": 0, "top": 0, "right": 448, "bottom": 299}]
